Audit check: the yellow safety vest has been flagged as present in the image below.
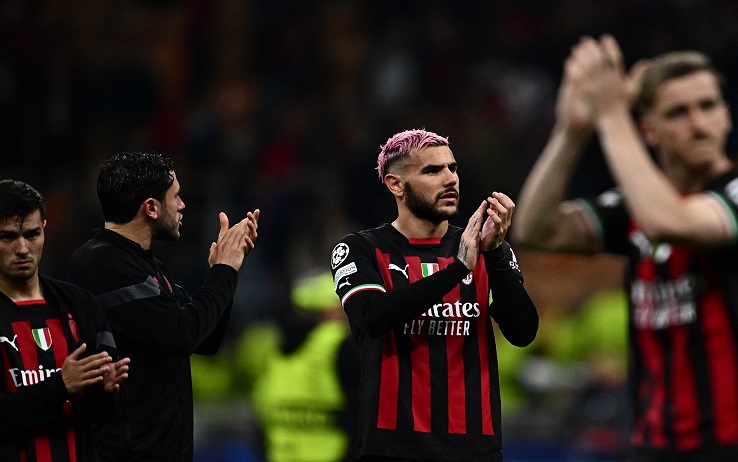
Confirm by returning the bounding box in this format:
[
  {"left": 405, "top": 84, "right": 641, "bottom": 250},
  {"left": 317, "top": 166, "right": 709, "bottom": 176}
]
[{"left": 252, "top": 320, "right": 351, "bottom": 462}]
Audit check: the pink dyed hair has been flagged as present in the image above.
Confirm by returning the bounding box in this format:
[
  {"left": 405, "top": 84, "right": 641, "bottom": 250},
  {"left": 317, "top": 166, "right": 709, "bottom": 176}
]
[{"left": 376, "top": 129, "right": 450, "bottom": 181}]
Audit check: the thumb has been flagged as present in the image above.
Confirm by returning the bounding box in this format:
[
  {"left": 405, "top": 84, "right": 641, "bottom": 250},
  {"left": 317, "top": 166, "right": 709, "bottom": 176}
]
[
  {"left": 217, "top": 212, "right": 229, "bottom": 241},
  {"left": 626, "top": 59, "right": 651, "bottom": 104}
]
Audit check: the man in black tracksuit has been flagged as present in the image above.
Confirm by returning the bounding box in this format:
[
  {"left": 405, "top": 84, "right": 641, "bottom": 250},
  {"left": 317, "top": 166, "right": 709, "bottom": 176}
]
[
  {"left": 68, "top": 152, "right": 259, "bottom": 462},
  {"left": 0, "top": 179, "right": 129, "bottom": 462}
]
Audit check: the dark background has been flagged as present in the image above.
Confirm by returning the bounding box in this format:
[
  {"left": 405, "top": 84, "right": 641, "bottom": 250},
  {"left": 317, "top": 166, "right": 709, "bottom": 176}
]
[{"left": 3, "top": 1, "right": 737, "bottom": 460}]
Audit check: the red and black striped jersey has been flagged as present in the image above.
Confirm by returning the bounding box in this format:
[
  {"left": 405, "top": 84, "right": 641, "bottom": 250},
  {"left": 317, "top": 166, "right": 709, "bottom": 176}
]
[
  {"left": 0, "top": 276, "right": 120, "bottom": 462},
  {"left": 2, "top": 298, "right": 77, "bottom": 462},
  {"left": 578, "top": 169, "right": 738, "bottom": 459},
  {"left": 331, "top": 223, "right": 537, "bottom": 461}
]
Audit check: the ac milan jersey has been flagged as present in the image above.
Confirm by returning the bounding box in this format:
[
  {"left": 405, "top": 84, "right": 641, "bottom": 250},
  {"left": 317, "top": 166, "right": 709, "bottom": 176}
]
[
  {"left": 578, "top": 169, "right": 738, "bottom": 457},
  {"left": 0, "top": 276, "right": 119, "bottom": 462},
  {"left": 331, "top": 223, "right": 537, "bottom": 461},
  {"left": 1, "top": 298, "right": 77, "bottom": 462}
]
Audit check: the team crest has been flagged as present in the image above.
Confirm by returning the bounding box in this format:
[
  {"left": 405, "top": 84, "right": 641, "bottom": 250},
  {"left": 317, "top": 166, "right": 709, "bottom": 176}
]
[
  {"left": 32, "top": 328, "right": 52, "bottom": 351},
  {"left": 462, "top": 273, "right": 473, "bottom": 285},
  {"left": 68, "top": 314, "right": 80, "bottom": 343}
]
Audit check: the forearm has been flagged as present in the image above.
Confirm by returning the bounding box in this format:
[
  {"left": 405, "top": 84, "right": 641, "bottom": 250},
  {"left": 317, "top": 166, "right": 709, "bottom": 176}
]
[
  {"left": 596, "top": 110, "right": 689, "bottom": 238},
  {"left": 485, "top": 249, "right": 538, "bottom": 347},
  {"left": 514, "top": 123, "right": 590, "bottom": 246},
  {"left": 0, "top": 376, "right": 70, "bottom": 432},
  {"left": 344, "top": 260, "right": 470, "bottom": 337},
  {"left": 194, "top": 302, "right": 232, "bottom": 355},
  {"left": 103, "top": 264, "right": 237, "bottom": 355}
]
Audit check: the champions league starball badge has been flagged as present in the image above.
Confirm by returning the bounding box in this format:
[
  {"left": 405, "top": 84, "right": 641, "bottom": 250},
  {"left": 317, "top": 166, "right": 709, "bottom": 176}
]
[{"left": 331, "top": 243, "right": 349, "bottom": 269}]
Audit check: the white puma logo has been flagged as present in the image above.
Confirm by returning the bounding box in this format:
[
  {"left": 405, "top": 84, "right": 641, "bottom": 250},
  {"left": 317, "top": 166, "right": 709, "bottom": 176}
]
[
  {"left": 0, "top": 335, "right": 19, "bottom": 352},
  {"left": 388, "top": 263, "right": 409, "bottom": 279},
  {"left": 338, "top": 278, "right": 351, "bottom": 289}
]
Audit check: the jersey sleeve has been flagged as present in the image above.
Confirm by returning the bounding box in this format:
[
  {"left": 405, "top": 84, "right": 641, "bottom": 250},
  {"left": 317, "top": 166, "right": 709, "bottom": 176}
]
[
  {"left": 68, "top": 246, "right": 236, "bottom": 357},
  {"left": 706, "top": 174, "right": 738, "bottom": 243},
  {"left": 484, "top": 241, "right": 538, "bottom": 347},
  {"left": 331, "top": 233, "right": 470, "bottom": 337},
  {"left": 0, "top": 370, "right": 70, "bottom": 433},
  {"left": 574, "top": 188, "right": 630, "bottom": 255}
]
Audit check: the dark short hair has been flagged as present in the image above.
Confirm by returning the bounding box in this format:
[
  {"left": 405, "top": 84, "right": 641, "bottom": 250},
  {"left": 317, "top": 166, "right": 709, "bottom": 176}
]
[
  {"left": 636, "top": 51, "right": 726, "bottom": 114},
  {"left": 0, "top": 179, "right": 45, "bottom": 222},
  {"left": 97, "top": 152, "right": 175, "bottom": 224}
]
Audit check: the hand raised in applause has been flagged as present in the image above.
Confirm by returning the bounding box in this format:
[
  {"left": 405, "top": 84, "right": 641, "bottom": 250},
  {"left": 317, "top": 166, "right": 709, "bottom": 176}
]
[
  {"left": 567, "top": 34, "right": 649, "bottom": 120},
  {"left": 480, "top": 192, "right": 514, "bottom": 252},
  {"left": 61, "top": 343, "right": 113, "bottom": 394},
  {"left": 102, "top": 356, "right": 130, "bottom": 393},
  {"left": 457, "top": 200, "right": 488, "bottom": 271},
  {"left": 457, "top": 193, "right": 515, "bottom": 271},
  {"left": 208, "top": 209, "right": 260, "bottom": 271}
]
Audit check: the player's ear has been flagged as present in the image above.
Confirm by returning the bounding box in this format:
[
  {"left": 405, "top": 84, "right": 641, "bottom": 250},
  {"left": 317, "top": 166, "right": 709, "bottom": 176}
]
[
  {"left": 384, "top": 174, "right": 404, "bottom": 198},
  {"left": 639, "top": 117, "right": 657, "bottom": 147},
  {"left": 142, "top": 198, "right": 159, "bottom": 219}
]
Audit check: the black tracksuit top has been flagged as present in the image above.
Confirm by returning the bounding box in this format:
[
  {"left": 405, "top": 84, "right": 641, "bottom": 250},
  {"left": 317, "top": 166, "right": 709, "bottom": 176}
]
[{"left": 68, "top": 228, "right": 237, "bottom": 462}]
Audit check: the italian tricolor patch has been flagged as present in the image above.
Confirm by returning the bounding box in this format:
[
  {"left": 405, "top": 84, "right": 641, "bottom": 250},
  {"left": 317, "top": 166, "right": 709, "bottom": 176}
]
[
  {"left": 421, "top": 263, "right": 440, "bottom": 278},
  {"left": 32, "top": 328, "right": 52, "bottom": 351}
]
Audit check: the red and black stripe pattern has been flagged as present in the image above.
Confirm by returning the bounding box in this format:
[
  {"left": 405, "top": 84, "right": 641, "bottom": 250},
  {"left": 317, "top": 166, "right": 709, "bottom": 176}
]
[{"left": 1, "top": 299, "right": 77, "bottom": 462}]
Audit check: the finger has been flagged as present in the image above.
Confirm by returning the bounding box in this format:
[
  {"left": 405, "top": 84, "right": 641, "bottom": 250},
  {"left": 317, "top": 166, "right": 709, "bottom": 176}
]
[
  {"left": 626, "top": 59, "right": 651, "bottom": 102},
  {"left": 464, "top": 202, "right": 484, "bottom": 235},
  {"left": 246, "top": 219, "right": 258, "bottom": 241},
  {"left": 574, "top": 37, "right": 603, "bottom": 70},
  {"left": 80, "top": 376, "right": 105, "bottom": 387},
  {"left": 492, "top": 192, "right": 515, "bottom": 213},
  {"left": 250, "top": 209, "right": 260, "bottom": 224},
  {"left": 68, "top": 343, "right": 87, "bottom": 360},
  {"left": 600, "top": 34, "right": 623, "bottom": 72},
  {"left": 473, "top": 200, "right": 487, "bottom": 223},
  {"left": 219, "top": 219, "right": 248, "bottom": 245},
  {"left": 244, "top": 237, "right": 255, "bottom": 252},
  {"left": 79, "top": 353, "right": 113, "bottom": 370}
]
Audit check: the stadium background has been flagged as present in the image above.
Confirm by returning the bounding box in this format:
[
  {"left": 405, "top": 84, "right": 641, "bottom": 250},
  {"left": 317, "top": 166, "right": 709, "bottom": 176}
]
[{"left": 3, "top": 1, "right": 738, "bottom": 460}]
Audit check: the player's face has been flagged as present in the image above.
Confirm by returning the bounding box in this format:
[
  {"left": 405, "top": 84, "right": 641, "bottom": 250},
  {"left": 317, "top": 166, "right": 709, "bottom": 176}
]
[
  {"left": 152, "top": 172, "right": 185, "bottom": 241},
  {"left": 403, "top": 145, "right": 460, "bottom": 223},
  {"left": 642, "top": 70, "right": 732, "bottom": 170},
  {"left": 0, "top": 210, "right": 45, "bottom": 284}
]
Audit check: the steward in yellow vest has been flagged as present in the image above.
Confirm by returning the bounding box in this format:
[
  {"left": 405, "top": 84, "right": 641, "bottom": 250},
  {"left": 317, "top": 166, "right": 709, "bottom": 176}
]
[{"left": 249, "top": 271, "right": 359, "bottom": 462}]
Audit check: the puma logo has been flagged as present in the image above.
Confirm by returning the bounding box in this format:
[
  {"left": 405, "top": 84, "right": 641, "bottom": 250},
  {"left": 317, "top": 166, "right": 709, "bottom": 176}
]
[
  {"left": 0, "top": 335, "right": 19, "bottom": 352},
  {"left": 338, "top": 278, "right": 351, "bottom": 289},
  {"left": 388, "top": 263, "right": 409, "bottom": 279}
]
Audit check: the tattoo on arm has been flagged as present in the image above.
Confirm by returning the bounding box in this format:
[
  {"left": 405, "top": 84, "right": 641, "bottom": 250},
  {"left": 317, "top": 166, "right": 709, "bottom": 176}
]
[{"left": 458, "top": 242, "right": 468, "bottom": 262}]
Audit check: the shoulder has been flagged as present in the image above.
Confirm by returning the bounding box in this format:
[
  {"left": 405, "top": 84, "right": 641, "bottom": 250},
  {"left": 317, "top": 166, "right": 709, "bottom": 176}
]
[
  {"left": 331, "top": 225, "right": 392, "bottom": 267},
  {"left": 708, "top": 168, "right": 738, "bottom": 205},
  {"left": 40, "top": 276, "right": 100, "bottom": 308},
  {"left": 70, "top": 234, "right": 144, "bottom": 274}
]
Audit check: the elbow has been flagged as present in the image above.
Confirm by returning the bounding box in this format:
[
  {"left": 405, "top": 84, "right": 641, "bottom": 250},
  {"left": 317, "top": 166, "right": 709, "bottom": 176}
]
[
  {"left": 499, "top": 303, "right": 539, "bottom": 348},
  {"left": 511, "top": 223, "right": 555, "bottom": 251},
  {"left": 638, "top": 222, "right": 682, "bottom": 245},
  {"left": 508, "top": 316, "right": 539, "bottom": 347},
  {"left": 510, "top": 321, "right": 538, "bottom": 348},
  {"left": 510, "top": 223, "right": 535, "bottom": 248}
]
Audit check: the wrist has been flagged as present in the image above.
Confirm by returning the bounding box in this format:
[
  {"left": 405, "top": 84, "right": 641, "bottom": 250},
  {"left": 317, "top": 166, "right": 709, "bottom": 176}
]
[{"left": 483, "top": 245, "right": 509, "bottom": 271}]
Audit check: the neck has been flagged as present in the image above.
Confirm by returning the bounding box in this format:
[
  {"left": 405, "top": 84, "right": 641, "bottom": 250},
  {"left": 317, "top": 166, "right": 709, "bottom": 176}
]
[
  {"left": 105, "top": 220, "right": 152, "bottom": 250},
  {"left": 661, "top": 153, "right": 733, "bottom": 193},
  {"left": 392, "top": 209, "right": 449, "bottom": 240},
  {"left": 0, "top": 275, "right": 43, "bottom": 303}
]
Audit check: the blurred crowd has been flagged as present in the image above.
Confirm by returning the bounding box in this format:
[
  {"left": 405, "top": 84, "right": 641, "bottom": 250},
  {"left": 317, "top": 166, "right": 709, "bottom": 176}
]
[{"left": 3, "top": 0, "right": 738, "bottom": 460}]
